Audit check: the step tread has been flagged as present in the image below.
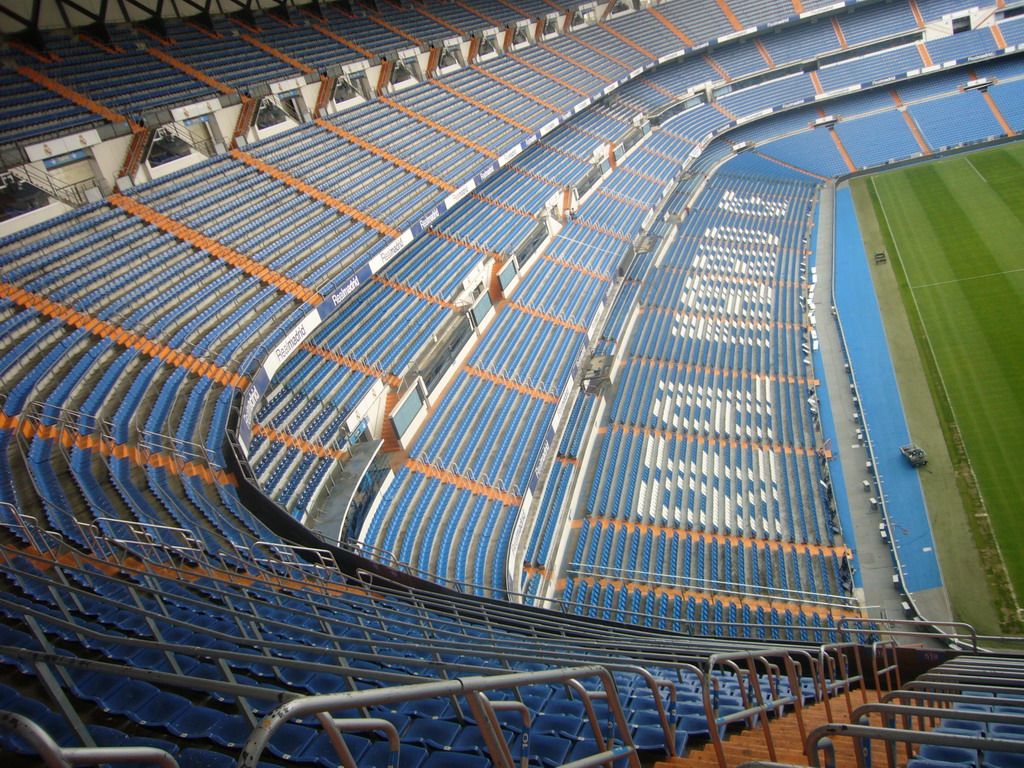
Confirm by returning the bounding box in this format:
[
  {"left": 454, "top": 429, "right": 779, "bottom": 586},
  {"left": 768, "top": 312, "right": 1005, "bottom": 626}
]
[{"left": 655, "top": 689, "right": 884, "bottom": 768}]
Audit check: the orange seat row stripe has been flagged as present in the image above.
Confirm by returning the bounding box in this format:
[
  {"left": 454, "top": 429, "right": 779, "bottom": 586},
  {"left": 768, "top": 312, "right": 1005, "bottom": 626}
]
[
  {"left": 565, "top": 31, "right": 633, "bottom": 71},
  {"left": 15, "top": 65, "right": 136, "bottom": 128},
  {"left": 108, "top": 192, "right": 321, "bottom": 304},
  {"left": 301, "top": 342, "right": 402, "bottom": 388},
  {"left": 573, "top": 516, "right": 852, "bottom": 560},
  {"left": 430, "top": 78, "right": 533, "bottom": 133},
  {"left": 982, "top": 89, "right": 1015, "bottom": 137},
  {"left": 538, "top": 41, "right": 612, "bottom": 83},
  {"left": 572, "top": 218, "right": 634, "bottom": 243},
  {"left": 229, "top": 148, "right": 401, "bottom": 239},
  {"left": 427, "top": 229, "right": 496, "bottom": 257},
  {"left": 238, "top": 33, "right": 315, "bottom": 75},
  {"left": 609, "top": 422, "right": 830, "bottom": 459},
  {"left": 624, "top": 356, "right": 819, "bottom": 388},
  {"left": 453, "top": 0, "right": 501, "bottom": 26},
  {"left": 470, "top": 64, "right": 562, "bottom": 114},
  {"left": 405, "top": 457, "right": 523, "bottom": 506},
  {"left": 568, "top": 572, "right": 860, "bottom": 620},
  {"left": 252, "top": 422, "right": 349, "bottom": 461},
  {"left": 471, "top": 193, "right": 539, "bottom": 220},
  {"left": 715, "top": 0, "right": 745, "bottom": 31},
  {"left": 0, "top": 411, "right": 237, "bottom": 486},
  {"left": 704, "top": 54, "right": 732, "bottom": 83},
  {"left": 369, "top": 14, "right": 422, "bottom": 47},
  {"left": 310, "top": 23, "right": 375, "bottom": 59},
  {"left": 414, "top": 6, "right": 463, "bottom": 36},
  {"left": 0, "top": 281, "right": 247, "bottom": 388},
  {"left": 648, "top": 7, "right": 694, "bottom": 46},
  {"left": 754, "top": 39, "right": 775, "bottom": 69},
  {"left": 315, "top": 119, "right": 456, "bottom": 191},
  {"left": 636, "top": 77, "right": 681, "bottom": 103},
  {"left": 378, "top": 96, "right": 499, "bottom": 159},
  {"left": 506, "top": 51, "right": 589, "bottom": 98},
  {"left": 507, "top": 301, "right": 588, "bottom": 334},
  {"left": 540, "top": 253, "right": 612, "bottom": 282},
  {"left": 372, "top": 274, "right": 458, "bottom": 310},
  {"left": 148, "top": 48, "right": 234, "bottom": 95},
  {"left": 638, "top": 305, "right": 808, "bottom": 332},
  {"left": 597, "top": 22, "right": 657, "bottom": 61},
  {"left": 465, "top": 365, "right": 558, "bottom": 403},
  {"left": 595, "top": 188, "right": 649, "bottom": 211},
  {"left": 828, "top": 128, "right": 858, "bottom": 173},
  {"left": 660, "top": 265, "right": 810, "bottom": 291}
]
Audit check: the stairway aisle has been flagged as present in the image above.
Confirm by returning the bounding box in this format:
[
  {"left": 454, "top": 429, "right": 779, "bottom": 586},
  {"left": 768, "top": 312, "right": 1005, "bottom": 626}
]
[{"left": 656, "top": 688, "right": 884, "bottom": 768}]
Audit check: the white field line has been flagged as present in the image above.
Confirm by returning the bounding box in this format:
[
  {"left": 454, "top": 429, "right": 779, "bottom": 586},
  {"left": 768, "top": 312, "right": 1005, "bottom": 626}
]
[
  {"left": 964, "top": 156, "right": 988, "bottom": 183},
  {"left": 913, "top": 265, "right": 1024, "bottom": 290}
]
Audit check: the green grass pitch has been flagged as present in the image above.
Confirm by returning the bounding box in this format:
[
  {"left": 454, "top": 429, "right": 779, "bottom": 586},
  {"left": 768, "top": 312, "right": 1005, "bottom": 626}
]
[{"left": 862, "top": 143, "right": 1024, "bottom": 609}]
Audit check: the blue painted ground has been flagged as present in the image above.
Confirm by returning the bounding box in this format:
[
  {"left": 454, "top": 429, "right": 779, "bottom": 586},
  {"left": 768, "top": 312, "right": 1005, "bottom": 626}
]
[
  {"left": 809, "top": 191, "right": 861, "bottom": 587},
  {"left": 832, "top": 187, "right": 942, "bottom": 594}
]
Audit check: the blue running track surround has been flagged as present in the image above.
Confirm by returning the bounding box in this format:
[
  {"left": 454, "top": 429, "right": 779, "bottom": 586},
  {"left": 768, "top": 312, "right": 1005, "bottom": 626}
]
[{"left": 833, "top": 187, "right": 941, "bottom": 593}]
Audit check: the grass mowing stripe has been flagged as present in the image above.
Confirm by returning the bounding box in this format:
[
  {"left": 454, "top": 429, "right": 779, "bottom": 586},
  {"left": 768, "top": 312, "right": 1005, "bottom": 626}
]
[
  {"left": 861, "top": 143, "right": 1024, "bottom": 631},
  {"left": 853, "top": 178, "right": 1005, "bottom": 634},
  {"left": 970, "top": 149, "right": 1024, "bottom": 229}
]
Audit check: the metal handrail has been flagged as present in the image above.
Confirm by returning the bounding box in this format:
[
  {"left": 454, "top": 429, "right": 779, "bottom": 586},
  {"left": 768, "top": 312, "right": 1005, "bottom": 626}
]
[
  {"left": 0, "top": 577, "right": 450, "bottom": 686},
  {"left": 3, "top": 531, "right": 684, "bottom": 670},
  {"left": 337, "top": 538, "right": 402, "bottom": 567},
  {"left": 871, "top": 640, "right": 900, "bottom": 692},
  {"left": 6, "top": 547, "right": 712, "bottom": 765},
  {"left": 0, "top": 505, "right": 57, "bottom": 555},
  {"left": 817, "top": 642, "right": 867, "bottom": 723},
  {"left": 1, "top": 523, "right": 823, "bottom": 767},
  {"left": 852, "top": 701, "right": 1024, "bottom": 766},
  {"left": 564, "top": 561, "right": 860, "bottom": 609},
  {"left": 238, "top": 666, "right": 641, "bottom": 768},
  {"left": 0, "top": 542, "right": 703, "bottom": 729},
  {"left": 703, "top": 649, "right": 808, "bottom": 767},
  {"left": 250, "top": 539, "right": 339, "bottom": 572},
  {"left": 593, "top": 664, "right": 680, "bottom": 757},
  {"left": 0, "top": 710, "right": 179, "bottom": 768},
  {"left": 354, "top": 568, "right": 832, "bottom": 666},
  {"left": 806, "top": 721, "right": 1024, "bottom": 768},
  {"left": 905, "top": 679, "right": 1024, "bottom": 698},
  {"left": 837, "top": 617, "right": 979, "bottom": 651},
  {"left": 93, "top": 517, "right": 207, "bottom": 564},
  {"left": 354, "top": 574, "right": 799, "bottom": 670},
  {"left": 916, "top": 670, "right": 1024, "bottom": 689},
  {"left": 881, "top": 688, "right": 1024, "bottom": 746},
  {"left": 353, "top": 566, "right": 833, "bottom": 647},
  {"left": 0, "top": 518, "right": 909, "bottom": 768},
  {"left": 0, "top": 645, "right": 300, "bottom": 711},
  {"left": 882, "top": 689, "right": 1024, "bottom": 709}
]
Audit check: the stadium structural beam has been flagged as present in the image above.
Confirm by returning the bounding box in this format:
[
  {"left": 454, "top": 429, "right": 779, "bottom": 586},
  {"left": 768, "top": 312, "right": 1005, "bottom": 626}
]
[
  {"left": 0, "top": 0, "right": 47, "bottom": 53},
  {"left": 1, "top": 0, "right": 172, "bottom": 42},
  {"left": 264, "top": 0, "right": 291, "bottom": 25},
  {"left": 221, "top": 0, "right": 259, "bottom": 31},
  {"left": 167, "top": 0, "right": 216, "bottom": 32},
  {"left": 7, "top": 0, "right": 116, "bottom": 43},
  {"left": 61, "top": 0, "right": 113, "bottom": 43},
  {"left": 117, "top": 0, "right": 170, "bottom": 41}
]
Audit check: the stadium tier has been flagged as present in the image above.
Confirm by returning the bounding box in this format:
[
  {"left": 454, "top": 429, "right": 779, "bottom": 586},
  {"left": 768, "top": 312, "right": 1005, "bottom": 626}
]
[{"left": 2, "top": 0, "right": 1024, "bottom": 766}]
